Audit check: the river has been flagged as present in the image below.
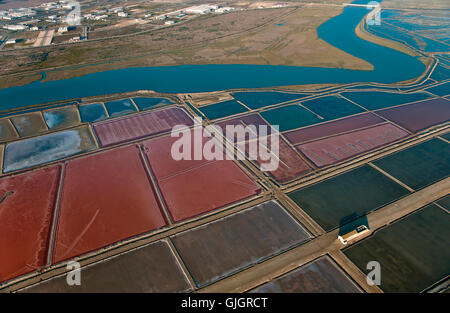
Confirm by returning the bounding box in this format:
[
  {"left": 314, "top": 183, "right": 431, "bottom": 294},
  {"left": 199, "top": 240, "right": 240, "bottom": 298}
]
[{"left": 0, "top": 0, "right": 426, "bottom": 110}]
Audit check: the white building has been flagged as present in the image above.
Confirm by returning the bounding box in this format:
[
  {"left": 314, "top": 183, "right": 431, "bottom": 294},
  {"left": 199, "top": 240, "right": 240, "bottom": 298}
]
[
  {"left": 185, "top": 5, "right": 218, "bottom": 14},
  {"left": 94, "top": 15, "right": 108, "bottom": 20},
  {"left": 117, "top": 12, "right": 128, "bottom": 17},
  {"left": 41, "top": 2, "right": 57, "bottom": 9},
  {"left": 153, "top": 14, "right": 167, "bottom": 21},
  {"left": 110, "top": 7, "right": 124, "bottom": 13},
  {"left": 338, "top": 225, "right": 369, "bottom": 245},
  {"left": 165, "top": 20, "right": 176, "bottom": 25},
  {"left": 272, "top": 3, "right": 288, "bottom": 8},
  {"left": 166, "top": 9, "right": 184, "bottom": 17},
  {"left": 3, "top": 24, "right": 27, "bottom": 30},
  {"left": 215, "top": 7, "right": 234, "bottom": 14},
  {"left": 9, "top": 8, "right": 36, "bottom": 18}
]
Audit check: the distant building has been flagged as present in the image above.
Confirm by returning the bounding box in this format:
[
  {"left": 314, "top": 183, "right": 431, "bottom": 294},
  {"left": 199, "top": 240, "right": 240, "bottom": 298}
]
[
  {"left": 94, "top": 15, "right": 108, "bottom": 20},
  {"left": 272, "top": 3, "right": 289, "bottom": 8},
  {"left": 42, "top": 2, "right": 57, "bottom": 10},
  {"left": 165, "top": 20, "right": 176, "bottom": 25},
  {"left": 185, "top": 5, "right": 218, "bottom": 14},
  {"left": 166, "top": 9, "right": 184, "bottom": 17},
  {"left": 110, "top": 7, "right": 124, "bottom": 13},
  {"left": 215, "top": 7, "right": 234, "bottom": 14},
  {"left": 154, "top": 14, "right": 167, "bottom": 21},
  {"left": 3, "top": 24, "right": 27, "bottom": 30},
  {"left": 338, "top": 225, "right": 369, "bottom": 245},
  {"left": 117, "top": 12, "right": 128, "bottom": 17},
  {"left": 8, "top": 8, "right": 35, "bottom": 18},
  {"left": 21, "top": 19, "right": 39, "bottom": 25},
  {"left": 0, "top": 10, "right": 10, "bottom": 20}
]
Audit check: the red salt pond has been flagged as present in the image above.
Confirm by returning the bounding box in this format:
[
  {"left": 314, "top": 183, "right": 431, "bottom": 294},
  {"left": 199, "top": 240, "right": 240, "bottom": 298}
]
[
  {"left": 376, "top": 98, "right": 450, "bottom": 133},
  {"left": 52, "top": 145, "right": 167, "bottom": 264},
  {"left": 142, "top": 132, "right": 261, "bottom": 222},
  {"left": 93, "top": 107, "right": 193, "bottom": 147},
  {"left": 283, "top": 113, "right": 384, "bottom": 145},
  {"left": 296, "top": 123, "right": 409, "bottom": 167},
  {"left": 0, "top": 166, "right": 61, "bottom": 283}
]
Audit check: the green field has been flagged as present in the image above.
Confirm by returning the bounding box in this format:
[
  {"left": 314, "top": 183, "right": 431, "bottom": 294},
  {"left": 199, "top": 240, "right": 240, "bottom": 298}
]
[
  {"left": 260, "top": 105, "right": 322, "bottom": 132},
  {"left": 372, "top": 138, "right": 450, "bottom": 190},
  {"left": 344, "top": 204, "right": 450, "bottom": 292},
  {"left": 288, "top": 165, "right": 410, "bottom": 231}
]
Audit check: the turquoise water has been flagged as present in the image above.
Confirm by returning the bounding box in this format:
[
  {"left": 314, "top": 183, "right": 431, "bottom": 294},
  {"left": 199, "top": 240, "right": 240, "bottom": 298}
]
[
  {"left": 104, "top": 98, "right": 137, "bottom": 117},
  {"left": 431, "top": 64, "right": 450, "bottom": 81},
  {"left": 43, "top": 110, "right": 65, "bottom": 129},
  {"left": 132, "top": 97, "right": 173, "bottom": 110},
  {"left": 341, "top": 91, "right": 431, "bottom": 110},
  {"left": 199, "top": 99, "right": 248, "bottom": 120},
  {"left": 425, "top": 82, "right": 450, "bottom": 96},
  {"left": 302, "top": 95, "right": 365, "bottom": 120},
  {"left": 0, "top": 0, "right": 426, "bottom": 111},
  {"left": 370, "top": 9, "right": 450, "bottom": 53},
  {"left": 232, "top": 91, "right": 310, "bottom": 109},
  {"left": 43, "top": 106, "right": 79, "bottom": 129},
  {"left": 78, "top": 102, "right": 107, "bottom": 123},
  {"left": 261, "top": 105, "right": 322, "bottom": 132}
]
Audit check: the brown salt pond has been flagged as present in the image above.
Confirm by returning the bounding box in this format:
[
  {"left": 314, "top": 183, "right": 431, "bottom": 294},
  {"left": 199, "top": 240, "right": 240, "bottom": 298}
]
[
  {"left": 250, "top": 255, "right": 361, "bottom": 293},
  {"left": 22, "top": 240, "right": 191, "bottom": 293},
  {"left": 171, "top": 200, "right": 311, "bottom": 287}
]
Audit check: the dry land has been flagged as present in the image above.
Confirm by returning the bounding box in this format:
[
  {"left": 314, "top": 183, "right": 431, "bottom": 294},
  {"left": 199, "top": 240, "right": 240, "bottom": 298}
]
[{"left": 0, "top": 5, "right": 372, "bottom": 88}]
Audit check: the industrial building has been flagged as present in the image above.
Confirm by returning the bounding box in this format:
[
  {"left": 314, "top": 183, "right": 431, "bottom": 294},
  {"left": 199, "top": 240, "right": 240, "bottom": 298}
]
[{"left": 338, "top": 225, "right": 369, "bottom": 245}]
